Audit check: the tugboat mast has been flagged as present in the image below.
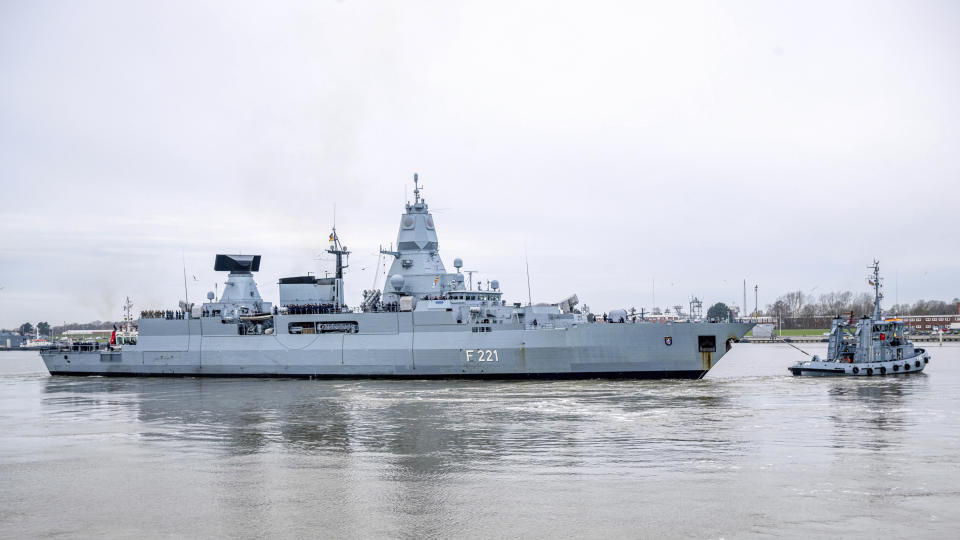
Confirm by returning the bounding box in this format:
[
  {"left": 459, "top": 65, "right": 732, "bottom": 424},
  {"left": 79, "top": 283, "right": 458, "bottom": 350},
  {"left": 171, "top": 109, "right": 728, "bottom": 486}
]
[{"left": 869, "top": 259, "right": 883, "bottom": 320}]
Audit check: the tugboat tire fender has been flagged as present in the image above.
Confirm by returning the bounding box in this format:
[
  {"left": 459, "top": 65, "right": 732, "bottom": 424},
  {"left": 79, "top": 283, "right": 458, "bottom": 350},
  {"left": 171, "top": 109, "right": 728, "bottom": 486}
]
[
  {"left": 866, "top": 368, "right": 873, "bottom": 375},
  {"left": 903, "top": 363, "right": 910, "bottom": 371},
  {"left": 893, "top": 364, "right": 899, "bottom": 372},
  {"left": 880, "top": 366, "right": 887, "bottom": 374},
  {"left": 852, "top": 366, "right": 859, "bottom": 374}
]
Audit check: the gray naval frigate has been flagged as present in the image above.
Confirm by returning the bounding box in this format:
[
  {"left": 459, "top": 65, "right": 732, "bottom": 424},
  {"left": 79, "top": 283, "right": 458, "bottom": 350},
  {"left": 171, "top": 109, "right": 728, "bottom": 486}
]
[{"left": 41, "top": 176, "right": 753, "bottom": 379}]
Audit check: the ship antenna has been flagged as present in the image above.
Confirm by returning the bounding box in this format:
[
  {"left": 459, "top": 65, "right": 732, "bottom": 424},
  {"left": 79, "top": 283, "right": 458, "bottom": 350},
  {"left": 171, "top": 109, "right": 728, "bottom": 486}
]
[
  {"left": 870, "top": 259, "right": 883, "bottom": 320},
  {"left": 372, "top": 246, "right": 384, "bottom": 289},
  {"left": 524, "top": 246, "right": 533, "bottom": 307},
  {"left": 754, "top": 284, "right": 759, "bottom": 321},
  {"left": 181, "top": 249, "right": 189, "bottom": 306},
  {"left": 327, "top": 223, "right": 349, "bottom": 280},
  {"left": 413, "top": 173, "right": 421, "bottom": 203},
  {"left": 464, "top": 270, "right": 477, "bottom": 291}
]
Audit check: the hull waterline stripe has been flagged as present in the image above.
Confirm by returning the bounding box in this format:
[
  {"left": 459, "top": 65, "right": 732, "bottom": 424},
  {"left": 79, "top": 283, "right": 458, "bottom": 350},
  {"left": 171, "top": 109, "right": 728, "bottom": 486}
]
[{"left": 47, "top": 370, "right": 708, "bottom": 380}]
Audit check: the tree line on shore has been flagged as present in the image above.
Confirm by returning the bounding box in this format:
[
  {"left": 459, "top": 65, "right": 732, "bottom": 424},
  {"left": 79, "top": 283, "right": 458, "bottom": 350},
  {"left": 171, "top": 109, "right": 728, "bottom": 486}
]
[
  {"left": 761, "top": 291, "right": 959, "bottom": 319},
  {"left": 1, "top": 321, "right": 117, "bottom": 336}
]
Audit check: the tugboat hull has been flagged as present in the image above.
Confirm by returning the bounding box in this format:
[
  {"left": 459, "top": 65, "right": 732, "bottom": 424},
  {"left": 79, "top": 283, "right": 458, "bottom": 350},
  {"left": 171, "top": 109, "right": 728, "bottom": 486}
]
[{"left": 789, "top": 350, "right": 930, "bottom": 376}]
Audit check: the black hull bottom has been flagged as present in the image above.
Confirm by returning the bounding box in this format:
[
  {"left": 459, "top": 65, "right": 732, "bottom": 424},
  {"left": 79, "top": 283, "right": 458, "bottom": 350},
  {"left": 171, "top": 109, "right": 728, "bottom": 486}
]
[
  {"left": 48, "top": 370, "right": 708, "bottom": 380},
  {"left": 788, "top": 367, "right": 845, "bottom": 375},
  {"left": 789, "top": 367, "right": 926, "bottom": 376}
]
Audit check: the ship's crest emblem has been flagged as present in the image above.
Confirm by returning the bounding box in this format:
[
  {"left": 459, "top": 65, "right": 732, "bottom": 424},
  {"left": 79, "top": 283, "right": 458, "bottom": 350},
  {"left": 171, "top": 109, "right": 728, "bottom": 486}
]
[{"left": 664, "top": 336, "right": 673, "bottom": 346}]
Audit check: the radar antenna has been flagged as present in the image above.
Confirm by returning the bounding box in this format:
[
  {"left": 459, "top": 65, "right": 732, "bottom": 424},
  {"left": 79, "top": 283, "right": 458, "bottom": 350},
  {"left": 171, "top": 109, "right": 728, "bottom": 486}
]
[{"left": 413, "top": 173, "right": 421, "bottom": 203}]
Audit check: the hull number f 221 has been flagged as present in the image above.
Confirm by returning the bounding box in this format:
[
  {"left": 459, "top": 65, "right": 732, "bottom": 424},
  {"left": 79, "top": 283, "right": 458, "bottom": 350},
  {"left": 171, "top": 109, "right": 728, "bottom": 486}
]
[{"left": 465, "top": 349, "right": 499, "bottom": 362}]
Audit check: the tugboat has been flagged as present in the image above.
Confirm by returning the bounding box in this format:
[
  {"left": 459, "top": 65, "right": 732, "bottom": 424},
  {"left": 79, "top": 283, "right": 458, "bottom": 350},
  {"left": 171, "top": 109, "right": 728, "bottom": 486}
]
[{"left": 789, "top": 261, "right": 930, "bottom": 376}]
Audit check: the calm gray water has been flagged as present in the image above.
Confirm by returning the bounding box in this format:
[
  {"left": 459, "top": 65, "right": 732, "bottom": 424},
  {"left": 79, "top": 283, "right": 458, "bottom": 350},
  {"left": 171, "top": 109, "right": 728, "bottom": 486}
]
[{"left": 2, "top": 344, "right": 959, "bottom": 539}]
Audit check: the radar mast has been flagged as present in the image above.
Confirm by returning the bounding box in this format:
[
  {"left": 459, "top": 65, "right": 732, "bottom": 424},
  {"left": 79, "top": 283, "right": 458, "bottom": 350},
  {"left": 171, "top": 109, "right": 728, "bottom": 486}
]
[
  {"left": 869, "top": 259, "right": 883, "bottom": 320},
  {"left": 327, "top": 227, "right": 350, "bottom": 279}
]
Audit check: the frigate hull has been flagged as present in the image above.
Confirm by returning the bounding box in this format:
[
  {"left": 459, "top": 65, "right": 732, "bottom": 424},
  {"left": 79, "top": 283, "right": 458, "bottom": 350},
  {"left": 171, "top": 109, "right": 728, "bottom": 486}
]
[{"left": 41, "top": 315, "right": 751, "bottom": 379}]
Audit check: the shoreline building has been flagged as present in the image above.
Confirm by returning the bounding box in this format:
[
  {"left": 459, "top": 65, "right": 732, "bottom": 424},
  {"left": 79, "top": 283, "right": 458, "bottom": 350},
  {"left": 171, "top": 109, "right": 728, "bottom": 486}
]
[{"left": 1, "top": 332, "right": 27, "bottom": 349}]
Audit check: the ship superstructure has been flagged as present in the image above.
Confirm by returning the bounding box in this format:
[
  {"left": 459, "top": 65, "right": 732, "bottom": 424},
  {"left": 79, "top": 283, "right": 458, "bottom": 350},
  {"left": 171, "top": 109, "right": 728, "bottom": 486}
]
[
  {"left": 114, "top": 297, "right": 138, "bottom": 345},
  {"left": 41, "top": 175, "right": 752, "bottom": 379}
]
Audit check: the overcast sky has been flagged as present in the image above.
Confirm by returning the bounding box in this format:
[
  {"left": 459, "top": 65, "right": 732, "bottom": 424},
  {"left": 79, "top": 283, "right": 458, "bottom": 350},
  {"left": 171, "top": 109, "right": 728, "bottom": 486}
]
[{"left": 1, "top": 0, "right": 958, "bottom": 327}]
